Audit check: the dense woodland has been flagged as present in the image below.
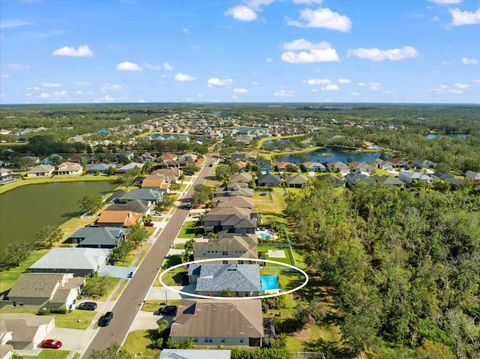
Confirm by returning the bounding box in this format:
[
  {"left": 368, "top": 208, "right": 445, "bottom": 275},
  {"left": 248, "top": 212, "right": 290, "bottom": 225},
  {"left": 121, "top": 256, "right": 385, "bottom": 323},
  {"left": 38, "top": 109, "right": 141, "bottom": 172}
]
[{"left": 286, "top": 182, "right": 480, "bottom": 358}]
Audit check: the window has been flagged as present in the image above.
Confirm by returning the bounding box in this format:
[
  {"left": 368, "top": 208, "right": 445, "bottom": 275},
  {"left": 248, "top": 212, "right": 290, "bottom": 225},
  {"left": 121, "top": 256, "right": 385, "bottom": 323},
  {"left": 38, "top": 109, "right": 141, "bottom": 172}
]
[
  {"left": 192, "top": 338, "right": 198, "bottom": 343},
  {"left": 222, "top": 251, "right": 228, "bottom": 256},
  {"left": 240, "top": 339, "right": 244, "bottom": 343},
  {"left": 204, "top": 337, "right": 213, "bottom": 343},
  {"left": 221, "top": 338, "right": 225, "bottom": 343}
]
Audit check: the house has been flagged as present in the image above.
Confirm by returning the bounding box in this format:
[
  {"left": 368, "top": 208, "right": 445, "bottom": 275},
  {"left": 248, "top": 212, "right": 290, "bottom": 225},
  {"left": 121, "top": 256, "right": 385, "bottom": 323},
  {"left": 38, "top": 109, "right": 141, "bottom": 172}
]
[
  {"left": 350, "top": 162, "right": 374, "bottom": 174},
  {"left": 170, "top": 300, "right": 264, "bottom": 346},
  {"left": 25, "top": 165, "right": 55, "bottom": 177},
  {"left": 413, "top": 159, "right": 438, "bottom": 170},
  {"left": 230, "top": 152, "right": 251, "bottom": 162},
  {"left": 213, "top": 196, "right": 254, "bottom": 210},
  {"left": 389, "top": 158, "right": 408, "bottom": 169},
  {"left": 106, "top": 200, "right": 151, "bottom": 215},
  {"left": 399, "top": 171, "right": 433, "bottom": 185},
  {"left": 431, "top": 173, "right": 462, "bottom": 187},
  {"left": 193, "top": 234, "right": 258, "bottom": 263},
  {"left": 160, "top": 349, "right": 231, "bottom": 359},
  {"left": 368, "top": 158, "right": 394, "bottom": 171},
  {"left": 141, "top": 175, "right": 169, "bottom": 191},
  {"left": 465, "top": 170, "right": 480, "bottom": 182},
  {"left": 56, "top": 162, "right": 82, "bottom": 175},
  {"left": 371, "top": 175, "right": 406, "bottom": 187},
  {"left": 0, "top": 344, "right": 13, "bottom": 359},
  {"left": 140, "top": 152, "right": 157, "bottom": 162},
  {"left": 117, "top": 162, "right": 144, "bottom": 174},
  {"left": 203, "top": 207, "right": 258, "bottom": 234},
  {"left": 216, "top": 183, "right": 254, "bottom": 197},
  {"left": 189, "top": 264, "right": 261, "bottom": 297},
  {"left": 235, "top": 160, "right": 248, "bottom": 170},
  {"left": 326, "top": 162, "right": 350, "bottom": 175},
  {"left": 117, "top": 151, "right": 135, "bottom": 161},
  {"left": 66, "top": 227, "right": 127, "bottom": 248},
  {"left": 0, "top": 314, "right": 54, "bottom": 350},
  {"left": 285, "top": 174, "right": 309, "bottom": 188},
  {"left": 317, "top": 174, "right": 346, "bottom": 187},
  {"left": 87, "top": 163, "right": 116, "bottom": 174},
  {"left": 118, "top": 188, "right": 163, "bottom": 207},
  {"left": 257, "top": 173, "right": 282, "bottom": 187},
  {"left": 97, "top": 210, "right": 141, "bottom": 227},
  {"left": 303, "top": 161, "right": 326, "bottom": 172},
  {"left": 152, "top": 167, "right": 181, "bottom": 179},
  {"left": 256, "top": 159, "right": 272, "bottom": 173},
  {"left": 7, "top": 273, "right": 85, "bottom": 310},
  {"left": 345, "top": 173, "right": 373, "bottom": 187},
  {"left": 178, "top": 153, "right": 198, "bottom": 166},
  {"left": 0, "top": 169, "right": 15, "bottom": 184},
  {"left": 29, "top": 248, "right": 110, "bottom": 276},
  {"left": 163, "top": 152, "right": 178, "bottom": 162},
  {"left": 230, "top": 172, "right": 252, "bottom": 184}
]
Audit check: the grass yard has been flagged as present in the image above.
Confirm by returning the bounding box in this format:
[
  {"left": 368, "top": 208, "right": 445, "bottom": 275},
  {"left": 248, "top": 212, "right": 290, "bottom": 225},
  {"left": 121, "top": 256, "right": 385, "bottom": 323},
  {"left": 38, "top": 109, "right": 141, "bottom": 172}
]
[
  {"left": 204, "top": 177, "right": 223, "bottom": 189},
  {"left": 84, "top": 276, "right": 121, "bottom": 301},
  {"left": 0, "top": 249, "right": 49, "bottom": 293},
  {"left": 111, "top": 279, "right": 129, "bottom": 301},
  {"left": 142, "top": 299, "right": 181, "bottom": 312},
  {"left": 178, "top": 221, "right": 202, "bottom": 239},
  {"left": 124, "top": 330, "right": 161, "bottom": 359},
  {"left": 253, "top": 188, "right": 287, "bottom": 214},
  {"left": 158, "top": 267, "right": 186, "bottom": 286},
  {"left": 52, "top": 310, "right": 96, "bottom": 330},
  {"left": 375, "top": 168, "right": 396, "bottom": 176},
  {"left": 24, "top": 350, "right": 71, "bottom": 359},
  {"left": 258, "top": 245, "right": 295, "bottom": 266}
]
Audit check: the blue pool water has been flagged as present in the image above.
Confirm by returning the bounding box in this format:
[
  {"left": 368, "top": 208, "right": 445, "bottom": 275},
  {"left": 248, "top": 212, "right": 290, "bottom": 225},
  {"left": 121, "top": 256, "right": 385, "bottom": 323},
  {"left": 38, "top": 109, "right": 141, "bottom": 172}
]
[
  {"left": 261, "top": 275, "right": 279, "bottom": 291},
  {"left": 260, "top": 233, "right": 272, "bottom": 240}
]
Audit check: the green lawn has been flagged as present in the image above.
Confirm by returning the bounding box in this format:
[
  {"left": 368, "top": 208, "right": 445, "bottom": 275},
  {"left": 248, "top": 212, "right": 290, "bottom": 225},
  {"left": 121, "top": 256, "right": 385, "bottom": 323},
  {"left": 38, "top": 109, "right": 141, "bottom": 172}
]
[
  {"left": 52, "top": 310, "right": 96, "bottom": 330},
  {"left": 159, "top": 267, "right": 185, "bottom": 287},
  {"left": 24, "top": 350, "right": 71, "bottom": 359},
  {"left": 124, "top": 329, "right": 161, "bottom": 359},
  {"left": 0, "top": 249, "right": 49, "bottom": 293},
  {"left": 256, "top": 134, "right": 305, "bottom": 149},
  {"left": 258, "top": 245, "right": 295, "bottom": 266},
  {"left": 84, "top": 276, "right": 121, "bottom": 301},
  {"left": 254, "top": 188, "right": 287, "bottom": 214},
  {"left": 177, "top": 221, "right": 202, "bottom": 238},
  {"left": 142, "top": 299, "right": 181, "bottom": 312}
]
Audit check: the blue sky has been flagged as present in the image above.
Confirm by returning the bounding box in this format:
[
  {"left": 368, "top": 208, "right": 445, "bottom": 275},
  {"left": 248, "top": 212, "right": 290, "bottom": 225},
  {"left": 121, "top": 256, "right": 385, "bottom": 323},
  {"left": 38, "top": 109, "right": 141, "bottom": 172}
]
[{"left": 0, "top": 0, "right": 479, "bottom": 104}]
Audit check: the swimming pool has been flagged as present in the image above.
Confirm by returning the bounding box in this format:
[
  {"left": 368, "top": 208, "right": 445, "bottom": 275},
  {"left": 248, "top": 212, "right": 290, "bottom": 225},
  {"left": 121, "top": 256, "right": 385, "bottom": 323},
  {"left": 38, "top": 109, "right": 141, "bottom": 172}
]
[
  {"left": 261, "top": 275, "right": 279, "bottom": 293},
  {"left": 260, "top": 233, "right": 272, "bottom": 240}
]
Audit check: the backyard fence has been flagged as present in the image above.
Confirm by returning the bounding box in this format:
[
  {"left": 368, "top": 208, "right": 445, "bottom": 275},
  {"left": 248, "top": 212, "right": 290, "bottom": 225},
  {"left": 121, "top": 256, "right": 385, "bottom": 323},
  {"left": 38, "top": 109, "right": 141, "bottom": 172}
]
[{"left": 291, "top": 352, "right": 326, "bottom": 359}]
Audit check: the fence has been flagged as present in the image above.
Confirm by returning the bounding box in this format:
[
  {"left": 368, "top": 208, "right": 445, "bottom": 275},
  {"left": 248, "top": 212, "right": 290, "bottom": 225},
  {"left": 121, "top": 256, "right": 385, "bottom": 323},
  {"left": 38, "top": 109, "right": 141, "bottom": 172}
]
[{"left": 291, "top": 352, "right": 326, "bottom": 359}]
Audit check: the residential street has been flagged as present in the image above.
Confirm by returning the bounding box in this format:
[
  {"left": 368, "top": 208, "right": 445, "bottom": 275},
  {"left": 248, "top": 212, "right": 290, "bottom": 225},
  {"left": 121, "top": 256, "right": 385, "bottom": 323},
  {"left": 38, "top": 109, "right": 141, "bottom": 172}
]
[{"left": 82, "top": 157, "right": 216, "bottom": 358}]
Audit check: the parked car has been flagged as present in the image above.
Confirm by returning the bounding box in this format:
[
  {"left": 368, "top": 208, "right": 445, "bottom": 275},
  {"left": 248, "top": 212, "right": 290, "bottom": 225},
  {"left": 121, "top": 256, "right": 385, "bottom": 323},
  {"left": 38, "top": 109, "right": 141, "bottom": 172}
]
[
  {"left": 209, "top": 164, "right": 213, "bottom": 167},
  {"left": 40, "top": 339, "right": 62, "bottom": 349},
  {"left": 98, "top": 311, "right": 114, "bottom": 327},
  {"left": 77, "top": 301, "right": 97, "bottom": 311},
  {"left": 155, "top": 305, "right": 177, "bottom": 316},
  {"left": 144, "top": 221, "right": 154, "bottom": 227},
  {"left": 127, "top": 271, "right": 134, "bottom": 278}
]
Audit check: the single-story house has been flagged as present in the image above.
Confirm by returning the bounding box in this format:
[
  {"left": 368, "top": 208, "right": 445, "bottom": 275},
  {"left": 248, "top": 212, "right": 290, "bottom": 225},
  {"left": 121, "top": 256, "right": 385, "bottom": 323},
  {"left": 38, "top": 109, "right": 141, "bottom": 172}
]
[
  {"left": 141, "top": 175, "right": 169, "bottom": 191},
  {"left": 303, "top": 161, "right": 326, "bottom": 172},
  {"left": 256, "top": 159, "right": 272, "bottom": 173},
  {"left": 25, "top": 165, "right": 55, "bottom": 178},
  {"left": 106, "top": 199, "right": 151, "bottom": 215},
  {"left": 193, "top": 234, "right": 257, "bottom": 263},
  {"left": 117, "top": 162, "right": 144, "bottom": 174},
  {"left": 152, "top": 167, "right": 181, "bottom": 179},
  {"left": 399, "top": 171, "right": 433, "bottom": 185},
  {"left": 431, "top": 173, "right": 463, "bottom": 187},
  {"left": 7, "top": 273, "right": 85, "bottom": 310},
  {"left": 230, "top": 152, "right": 251, "bottom": 162},
  {"left": 163, "top": 152, "right": 178, "bottom": 162},
  {"left": 285, "top": 174, "right": 309, "bottom": 188},
  {"left": 317, "top": 174, "right": 346, "bottom": 187},
  {"left": 66, "top": 227, "right": 127, "bottom": 248},
  {"left": 413, "top": 159, "right": 438, "bottom": 170},
  {"left": 465, "top": 170, "right": 480, "bottom": 182},
  {"left": 371, "top": 175, "right": 406, "bottom": 187},
  {"left": 86, "top": 163, "right": 116, "bottom": 174},
  {"left": 389, "top": 158, "right": 409, "bottom": 169},
  {"left": 326, "top": 162, "right": 350, "bottom": 176},
  {"left": 178, "top": 153, "right": 198, "bottom": 166},
  {"left": 0, "top": 314, "right": 54, "bottom": 350},
  {"left": 116, "top": 151, "right": 135, "bottom": 161},
  {"left": 230, "top": 172, "right": 252, "bottom": 184},
  {"left": 216, "top": 183, "right": 254, "bottom": 197},
  {"left": 118, "top": 188, "right": 163, "bottom": 207},
  {"left": 345, "top": 173, "right": 374, "bottom": 187},
  {"left": 0, "top": 169, "right": 15, "bottom": 184},
  {"left": 170, "top": 300, "right": 264, "bottom": 347},
  {"left": 213, "top": 196, "right": 254, "bottom": 210},
  {"left": 350, "top": 162, "right": 374, "bottom": 174},
  {"left": 97, "top": 210, "right": 141, "bottom": 227},
  {"left": 56, "top": 162, "right": 82, "bottom": 175},
  {"left": 257, "top": 173, "right": 282, "bottom": 187},
  {"left": 160, "top": 349, "right": 231, "bottom": 359},
  {"left": 29, "top": 248, "right": 110, "bottom": 276},
  {"left": 368, "top": 158, "right": 394, "bottom": 171}
]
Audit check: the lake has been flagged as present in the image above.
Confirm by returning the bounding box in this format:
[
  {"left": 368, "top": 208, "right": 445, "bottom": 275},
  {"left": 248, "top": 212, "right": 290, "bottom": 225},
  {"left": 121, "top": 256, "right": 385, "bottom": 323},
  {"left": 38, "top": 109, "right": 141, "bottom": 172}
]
[
  {"left": 426, "top": 133, "right": 467, "bottom": 140},
  {"left": 0, "top": 181, "right": 116, "bottom": 254},
  {"left": 278, "top": 147, "right": 382, "bottom": 164}
]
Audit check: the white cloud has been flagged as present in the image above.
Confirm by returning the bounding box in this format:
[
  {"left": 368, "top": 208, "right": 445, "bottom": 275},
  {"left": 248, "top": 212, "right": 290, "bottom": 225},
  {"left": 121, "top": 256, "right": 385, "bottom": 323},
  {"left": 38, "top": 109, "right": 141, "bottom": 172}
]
[
  {"left": 454, "top": 83, "right": 471, "bottom": 90},
  {"left": 183, "top": 28, "right": 190, "bottom": 35},
  {"left": 208, "top": 78, "right": 233, "bottom": 87},
  {"left": 449, "top": 8, "right": 480, "bottom": 26},
  {"left": 144, "top": 62, "right": 174, "bottom": 71},
  {"left": 116, "top": 61, "right": 143, "bottom": 71},
  {"left": 293, "top": 0, "right": 323, "bottom": 4},
  {"left": 430, "top": 0, "right": 462, "bottom": 4},
  {"left": 0, "top": 19, "right": 32, "bottom": 29},
  {"left": 323, "top": 84, "right": 340, "bottom": 91},
  {"left": 163, "top": 62, "right": 174, "bottom": 71},
  {"left": 175, "top": 73, "right": 196, "bottom": 82},
  {"left": 304, "top": 78, "right": 331, "bottom": 85},
  {"left": 358, "top": 82, "right": 381, "bottom": 90},
  {"left": 338, "top": 78, "right": 351, "bottom": 84},
  {"left": 351, "top": 91, "right": 360, "bottom": 96},
  {"left": 434, "top": 83, "right": 471, "bottom": 94},
  {"left": 39, "top": 90, "right": 69, "bottom": 100},
  {"left": 76, "top": 81, "right": 94, "bottom": 86},
  {"left": 225, "top": 5, "right": 257, "bottom": 21},
  {"left": 461, "top": 57, "right": 478, "bottom": 64},
  {"left": 41, "top": 82, "right": 61, "bottom": 88},
  {"left": 348, "top": 46, "right": 419, "bottom": 61},
  {"left": 274, "top": 89, "right": 295, "bottom": 97},
  {"left": 281, "top": 39, "right": 339, "bottom": 64},
  {"left": 288, "top": 7, "right": 352, "bottom": 32},
  {"left": 52, "top": 45, "right": 93, "bottom": 57},
  {"left": 103, "top": 95, "right": 115, "bottom": 101},
  {"left": 101, "top": 84, "right": 123, "bottom": 93},
  {"left": 233, "top": 88, "right": 249, "bottom": 94},
  {"left": 8, "top": 64, "right": 31, "bottom": 70}
]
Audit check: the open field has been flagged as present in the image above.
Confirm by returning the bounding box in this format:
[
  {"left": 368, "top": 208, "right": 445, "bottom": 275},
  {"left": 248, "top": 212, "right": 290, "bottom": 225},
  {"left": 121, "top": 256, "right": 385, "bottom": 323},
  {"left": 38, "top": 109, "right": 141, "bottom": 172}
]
[{"left": 253, "top": 188, "right": 287, "bottom": 214}]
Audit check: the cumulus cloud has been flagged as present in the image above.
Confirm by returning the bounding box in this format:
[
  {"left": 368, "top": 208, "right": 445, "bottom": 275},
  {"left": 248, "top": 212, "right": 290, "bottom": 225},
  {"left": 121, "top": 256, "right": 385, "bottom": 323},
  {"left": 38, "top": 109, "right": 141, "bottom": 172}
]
[
  {"left": 207, "top": 77, "right": 233, "bottom": 87},
  {"left": 52, "top": 45, "right": 93, "bottom": 57},
  {"left": 348, "top": 46, "right": 419, "bottom": 61},
  {"left": 116, "top": 61, "right": 143, "bottom": 71},
  {"left": 175, "top": 73, "right": 196, "bottom": 81},
  {"left": 358, "top": 82, "right": 381, "bottom": 90},
  {"left": 288, "top": 7, "right": 352, "bottom": 32},
  {"left": 274, "top": 89, "right": 295, "bottom": 97},
  {"left": 0, "top": 19, "right": 32, "bottom": 29},
  {"left": 461, "top": 57, "right": 478, "bottom": 64},
  {"left": 233, "top": 88, "right": 249, "bottom": 93},
  {"left": 338, "top": 78, "right": 351, "bottom": 84},
  {"left": 144, "top": 62, "right": 174, "bottom": 71},
  {"left": 39, "top": 90, "right": 69, "bottom": 100},
  {"left": 293, "top": 0, "right": 323, "bottom": 4},
  {"left": 304, "top": 78, "right": 331, "bottom": 85},
  {"left": 434, "top": 83, "right": 471, "bottom": 94},
  {"left": 281, "top": 39, "right": 339, "bottom": 64},
  {"left": 449, "top": 8, "right": 480, "bottom": 26},
  {"left": 41, "top": 82, "right": 61, "bottom": 88},
  {"left": 225, "top": 5, "right": 257, "bottom": 21}
]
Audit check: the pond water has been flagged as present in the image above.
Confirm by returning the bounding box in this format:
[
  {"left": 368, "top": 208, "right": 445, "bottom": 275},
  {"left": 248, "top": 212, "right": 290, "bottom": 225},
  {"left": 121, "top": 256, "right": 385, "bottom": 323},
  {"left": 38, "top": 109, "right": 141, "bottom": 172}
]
[
  {"left": 234, "top": 127, "right": 256, "bottom": 134},
  {"left": 426, "top": 133, "right": 467, "bottom": 140},
  {"left": 0, "top": 181, "right": 116, "bottom": 254},
  {"left": 277, "top": 147, "right": 382, "bottom": 164},
  {"left": 263, "top": 139, "right": 291, "bottom": 147}
]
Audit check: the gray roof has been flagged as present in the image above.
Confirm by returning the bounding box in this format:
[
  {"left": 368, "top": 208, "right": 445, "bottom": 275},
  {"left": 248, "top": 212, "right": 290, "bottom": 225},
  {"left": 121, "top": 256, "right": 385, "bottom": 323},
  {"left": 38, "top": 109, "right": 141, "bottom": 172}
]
[
  {"left": 230, "top": 172, "right": 252, "bottom": 183},
  {"left": 26, "top": 165, "right": 54, "bottom": 174},
  {"left": 107, "top": 199, "right": 150, "bottom": 214},
  {"left": 285, "top": 174, "right": 308, "bottom": 185},
  {"left": 160, "top": 350, "right": 231, "bottom": 359},
  {"left": 68, "top": 227, "right": 127, "bottom": 246},
  {"left": 118, "top": 162, "right": 144, "bottom": 172},
  {"left": 88, "top": 163, "right": 116, "bottom": 172},
  {"left": 372, "top": 175, "right": 405, "bottom": 186},
  {"left": 257, "top": 173, "right": 282, "bottom": 184},
  {"left": 189, "top": 264, "right": 261, "bottom": 293},
  {"left": 29, "top": 248, "right": 109, "bottom": 271},
  {"left": 119, "top": 188, "right": 162, "bottom": 201},
  {"left": 0, "top": 314, "right": 54, "bottom": 344}
]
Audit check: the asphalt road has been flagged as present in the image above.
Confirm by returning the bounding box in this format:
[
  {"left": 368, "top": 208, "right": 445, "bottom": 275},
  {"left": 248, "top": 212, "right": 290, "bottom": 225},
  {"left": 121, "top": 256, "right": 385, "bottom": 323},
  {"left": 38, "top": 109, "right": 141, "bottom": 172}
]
[{"left": 82, "top": 157, "right": 216, "bottom": 358}]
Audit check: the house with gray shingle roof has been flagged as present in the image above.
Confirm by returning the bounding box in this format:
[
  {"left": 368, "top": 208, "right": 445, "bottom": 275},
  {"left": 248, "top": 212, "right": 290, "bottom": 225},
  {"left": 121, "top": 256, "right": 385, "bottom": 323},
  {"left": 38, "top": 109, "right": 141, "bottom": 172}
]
[
  {"left": 106, "top": 199, "right": 151, "bottom": 215},
  {"left": 285, "top": 174, "right": 309, "bottom": 188},
  {"left": 399, "top": 171, "right": 433, "bottom": 185},
  {"left": 86, "top": 163, "right": 116, "bottom": 174},
  {"left": 0, "top": 313, "right": 55, "bottom": 350},
  {"left": 25, "top": 165, "right": 55, "bottom": 178},
  {"left": 66, "top": 227, "right": 127, "bottom": 248},
  {"left": 118, "top": 188, "right": 162, "bottom": 207},
  {"left": 371, "top": 175, "right": 406, "bottom": 187},
  {"left": 230, "top": 172, "right": 252, "bottom": 184},
  {"left": 117, "top": 162, "right": 144, "bottom": 174},
  {"left": 257, "top": 173, "right": 282, "bottom": 187},
  {"left": 203, "top": 207, "right": 258, "bottom": 234},
  {"left": 188, "top": 264, "right": 261, "bottom": 297},
  {"left": 466, "top": 170, "right": 480, "bottom": 182}
]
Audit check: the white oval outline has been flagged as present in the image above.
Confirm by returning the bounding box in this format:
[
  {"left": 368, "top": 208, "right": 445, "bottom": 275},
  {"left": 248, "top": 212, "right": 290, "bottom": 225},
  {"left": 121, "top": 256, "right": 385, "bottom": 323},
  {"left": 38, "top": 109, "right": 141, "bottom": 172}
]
[{"left": 158, "top": 257, "right": 309, "bottom": 300}]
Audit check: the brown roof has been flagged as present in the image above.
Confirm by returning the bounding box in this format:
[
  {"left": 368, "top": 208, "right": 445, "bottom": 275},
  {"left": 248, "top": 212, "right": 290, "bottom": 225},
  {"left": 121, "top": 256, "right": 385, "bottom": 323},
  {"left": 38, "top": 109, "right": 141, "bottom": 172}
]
[
  {"left": 163, "top": 152, "right": 178, "bottom": 161},
  {"left": 170, "top": 300, "right": 264, "bottom": 338},
  {"left": 97, "top": 210, "right": 140, "bottom": 226},
  {"left": 142, "top": 176, "right": 168, "bottom": 189}
]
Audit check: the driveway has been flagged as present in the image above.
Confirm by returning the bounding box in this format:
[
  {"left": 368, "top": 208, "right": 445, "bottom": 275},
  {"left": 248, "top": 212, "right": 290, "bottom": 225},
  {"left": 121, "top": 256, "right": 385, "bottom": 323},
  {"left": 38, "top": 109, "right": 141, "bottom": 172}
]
[
  {"left": 99, "top": 265, "right": 135, "bottom": 279},
  {"left": 48, "top": 327, "right": 97, "bottom": 352},
  {"left": 146, "top": 284, "right": 195, "bottom": 301},
  {"left": 129, "top": 310, "right": 173, "bottom": 331}
]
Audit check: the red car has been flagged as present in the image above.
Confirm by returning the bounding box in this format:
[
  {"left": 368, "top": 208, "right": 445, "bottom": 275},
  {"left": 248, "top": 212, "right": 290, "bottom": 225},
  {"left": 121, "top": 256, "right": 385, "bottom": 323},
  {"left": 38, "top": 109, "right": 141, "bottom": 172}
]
[
  {"left": 144, "top": 221, "right": 154, "bottom": 227},
  {"left": 40, "top": 339, "right": 62, "bottom": 349}
]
